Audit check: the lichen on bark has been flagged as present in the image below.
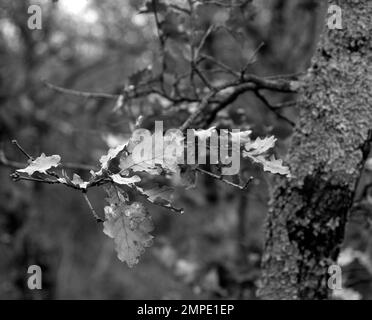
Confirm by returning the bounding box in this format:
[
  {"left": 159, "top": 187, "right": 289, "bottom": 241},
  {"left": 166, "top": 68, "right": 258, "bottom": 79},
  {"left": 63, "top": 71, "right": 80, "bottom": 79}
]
[{"left": 258, "top": 0, "right": 372, "bottom": 300}]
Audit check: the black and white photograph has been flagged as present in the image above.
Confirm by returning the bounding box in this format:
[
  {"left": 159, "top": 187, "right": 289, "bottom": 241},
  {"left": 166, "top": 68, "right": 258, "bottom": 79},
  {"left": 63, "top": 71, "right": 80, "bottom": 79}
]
[{"left": 0, "top": 0, "right": 371, "bottom": 305}]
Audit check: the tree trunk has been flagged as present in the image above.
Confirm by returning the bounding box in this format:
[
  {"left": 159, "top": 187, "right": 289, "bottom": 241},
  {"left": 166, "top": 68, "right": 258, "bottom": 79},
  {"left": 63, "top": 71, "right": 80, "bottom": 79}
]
[{"left": 258, "top": 0, "right": 372, "bottom": 300}]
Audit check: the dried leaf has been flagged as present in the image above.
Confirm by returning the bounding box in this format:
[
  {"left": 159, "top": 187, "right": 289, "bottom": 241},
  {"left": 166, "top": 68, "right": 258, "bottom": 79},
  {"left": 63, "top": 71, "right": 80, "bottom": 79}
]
[
  {"left": 243, "top": 136, "right": 290, "bottom": 177},
  {"left": 96, "top": 144, "right": 126, "bottom": 175},
  {"left": 111, "top": 174, "right": 141, "bottom": 185},
  {"left": 17, "top": 153, "right": 61, "bottom": 175},
  {"left": 103, "top": 185, "right": 154, "bottom": 267},
  {"left": 71, "top": 174, "right": 89, "bottom": 189},
  {"left": 250, "top": 155, "right": 291, "bottom": 177},
  {"left": 244, "top": 136, "right": 276, "bottom": 156}
]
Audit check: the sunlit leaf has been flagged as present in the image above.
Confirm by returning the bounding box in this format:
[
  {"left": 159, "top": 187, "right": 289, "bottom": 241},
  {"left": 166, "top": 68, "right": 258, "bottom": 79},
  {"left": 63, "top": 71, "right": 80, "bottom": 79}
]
[
  {"left": 71, "top": 173, "right": 89, "bottom": 189},
  {"left": 244, "top": 136, "right": 276, "bottom": 156},
  {"left": 17, "top": 153, "right": 61, "bottom": 175},
  {"left": 111, "top": 174, "right": 141, "bottom": 185}
]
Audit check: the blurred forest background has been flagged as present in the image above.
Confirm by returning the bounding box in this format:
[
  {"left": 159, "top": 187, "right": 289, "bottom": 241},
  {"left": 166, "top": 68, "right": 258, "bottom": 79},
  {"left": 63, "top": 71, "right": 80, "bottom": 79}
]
[{"left": 1, "top": 0, "right": 372, "bottom": 299}]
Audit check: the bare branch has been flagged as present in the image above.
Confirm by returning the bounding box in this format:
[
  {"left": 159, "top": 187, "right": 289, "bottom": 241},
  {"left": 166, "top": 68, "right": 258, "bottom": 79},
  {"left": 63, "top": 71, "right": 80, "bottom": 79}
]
[
  {"left": 204, "top": 83, "right": 256, "bottom": 127},
  {"left": 254, "top": 90, "right": 296, "bottom": 127},
  {"left": 82, "top": 192, "right": 104, "bottom": 223},
  {"left": 12, "top": 140, "right": 33, "bottom": 160},
  {"left": 196, "top": 167, "right": 253, "bottom": 190},
  {"left": 43, "top": 80, "right": 120, "bottom": 99},
  {"left": 179, "top": 91, "right": 217, "bottom": 131},
  {"left": 195, "top": 24, "right": 215, "bottom": 59},
  {"left": 152, "top": 0, "right": 167, "bottom": 92},
  {"left": 241, "top": 42, "right": 265, "bottom": 76},
  {"left": 199, "top": 54, "right": 239, "bottom": 78}
]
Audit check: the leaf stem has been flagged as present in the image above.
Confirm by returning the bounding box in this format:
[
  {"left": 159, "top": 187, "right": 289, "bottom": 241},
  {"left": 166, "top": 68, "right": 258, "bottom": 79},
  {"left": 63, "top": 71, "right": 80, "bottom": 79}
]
[
  {"left": 195, "top": 167, "right": 253, "bottom": 190},
  {"left": 82, "top": 192, "right": 104, "bottom": 223},
  {"left": 12, "top": 140, "right": 34, "bottom": 160}
]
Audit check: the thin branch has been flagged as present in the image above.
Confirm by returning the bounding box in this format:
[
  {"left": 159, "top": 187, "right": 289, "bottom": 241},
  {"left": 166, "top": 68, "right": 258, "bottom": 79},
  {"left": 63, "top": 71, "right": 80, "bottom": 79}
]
[
  {"left": 194, "top": 67, "right": 215, "bottom": 91},
  {"left": 180, "top": 91, "right": 217, "bottom": 131},
  {"left": 169, "top": 4, "right": 191, "bottom": 14},
  {"left": 271, "top": 100, "right": 298, "bottom": 109},
  {"left": 43, "top": 80, "right": 120, "bottom": 99},
  {"left": 243, "top": 74, "right": 298, "bottom": 92},
  {"left": 202, "top": 0, "right": 249, "bottom": 7},
  {"left": 12, "top": 140, "right": 33, "bottom": 160},
  {"left": 43, "top": 80, "right": 176, "bottom": 105},
  {"left": 241, "top": 42, "right": 265, "bottom": 77},
  {"left": 11, "top": 173, "right": 60, "bottom": 185},
  {"left": 195, "top": 24, "right": 215, "bottom": 59},
  {"left": 198, "top": 55, "right": 299, "bottom": 92},
  {"left": 204, "top": 83, "right": 256, "bottom": 127},
  {"left": 196, "top": 167, "right": 253, "bottom": 190},
  {"left": 82, "top": 192, "right": 104, "bottom": 223},
  {"left": 199, "top": 54, "right": 239, "bottom": 78},
  {"left": 152, "top": 0, "right": 167, "bottom": 93},
  {"left": 254, "top": 90, "right": 296, "bottom": 127}
]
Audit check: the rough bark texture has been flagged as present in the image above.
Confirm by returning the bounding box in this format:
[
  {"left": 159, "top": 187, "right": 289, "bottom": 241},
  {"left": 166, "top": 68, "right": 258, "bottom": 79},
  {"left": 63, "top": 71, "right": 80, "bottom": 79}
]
[{"left": 258, "top": 0, "right": 372, "bottom": 300}]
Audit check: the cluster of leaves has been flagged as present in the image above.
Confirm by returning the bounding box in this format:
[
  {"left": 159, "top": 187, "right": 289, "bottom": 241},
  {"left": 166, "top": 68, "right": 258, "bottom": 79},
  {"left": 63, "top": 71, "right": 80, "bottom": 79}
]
[{"left": 15, "top": 127, "right": 290, "bottom": 267}]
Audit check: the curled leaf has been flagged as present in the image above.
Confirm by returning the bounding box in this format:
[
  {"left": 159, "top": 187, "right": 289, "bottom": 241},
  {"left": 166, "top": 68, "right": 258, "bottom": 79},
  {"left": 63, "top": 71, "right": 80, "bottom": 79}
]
[
  {"left": 99, "top": 144, "right": 126, "bottom": 171},
  {"left": 111, "top": 174, "right": 141, "bottom": 185},
  {"left": 244, "top": 136, "right": 276, "bottom": 156},
  {"left": 251, "top": 155, "right": 291, "bottom": 177}
]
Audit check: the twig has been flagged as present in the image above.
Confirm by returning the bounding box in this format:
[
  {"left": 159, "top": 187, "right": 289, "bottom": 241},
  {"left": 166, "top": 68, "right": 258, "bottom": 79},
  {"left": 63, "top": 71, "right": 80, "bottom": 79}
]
[
  {"left": 11, "top": 173, "right": 60, "bottom": 185},
  {"left": 199, "top": 54, "right": 239, "bottom": 78},
  {"left": 169, "top": 4, "right": 191, "bottom": 15},
  {"left": 199, "top": 55, "right": 299, "bottom": 92},
  {"left": 43, "top": 80, "right": 120, "bottom": 99},
  {"left": 195, "top": 24, "right": 215, "bottom": 59},
  {"left": 180, "top": 91, "right": 217, "bottom": 131},
  {"left": 152, "top": 0, "right": 167, "bottom": 93},
  {"left": 271, "top": 100, "right": 297, "bottom": 109},
  {"left": 196, "top": 167, "right": 253, "bottom": 190},
  {"left": 43, "top": 80, "right": 174, "bottom": 104},
  {"left": 202, "top": 0, "right": 248, "bottom": 7},
  {"left": 82, "top": 192, "right": 104, "bottom": 223},
  {"left": 241, "top": 42, "right": 265, "bottom": 77},
  {"left": 243, "top": 74, "right": 297, "bottom": 92},
  {"left": 204, "top": 83, "right": 256, "bottom": 127},
  {"left": 254, "top": 90, "right": 296, "bottom": 127},
  {"left": 12, "top": 140, "right": 33, "bottom": 160},
  {"left": 194, "top": 67, "right": 215, "bottom": 91}
]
